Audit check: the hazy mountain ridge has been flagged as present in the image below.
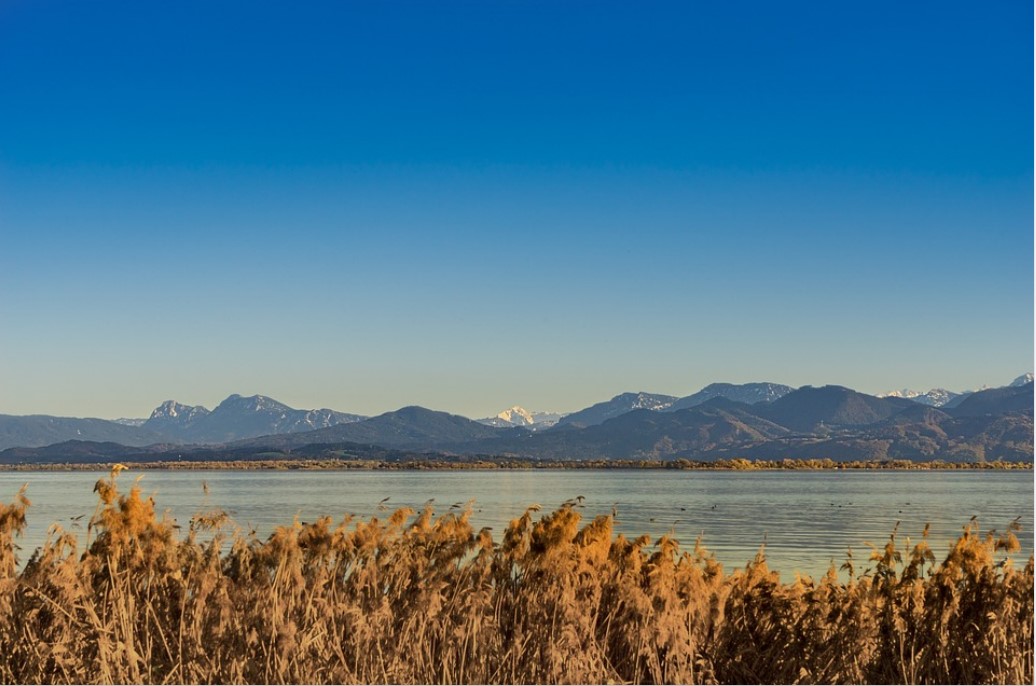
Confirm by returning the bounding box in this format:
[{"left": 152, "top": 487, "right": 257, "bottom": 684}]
[
  {"left": 167, "top": 394, "right": 366, "bottom": 443},
  {"left": 878, "top": 388, "right": 960, "bottom": 407},
  {"left": 0, "top": 394, "right": 366, "bottom": 450},
  {"left": 949, "top": 383, "right": 1035, "bottom": 417},
  {"left": 877, "top": 373, "right": 1033, "bottom": 408},
  {"left": 667, "top": 382, "right": 794, "bottom": 412},
  {"left": 111, "top": 418, "right": 147, "bottom": 427},
  {"left": 0, "top": 415, "right": 168, "bottom": 451},
  {"left": 758, "top": 385, "right": 917, "bottom": 433},
  {"left": 219, "top": 382, "right": 1034, "bottom": 461},
  {"left": 8, "top": 386, "right": 1028, "bottom": 464},
  {"left": 556, "top": 392, "right": 678, "bottom": 428},
  {"left": 231, "top": 406, "right": 505, "bottom": 450},
  {"left": 0, "top": 376, "right": 1030, "bottom": 460},
  {"left": 471, "top": 401, "right": 793, "bottom": 460},
  {"left": 143, "top": 401, "right": 212, "bottom": 435}
]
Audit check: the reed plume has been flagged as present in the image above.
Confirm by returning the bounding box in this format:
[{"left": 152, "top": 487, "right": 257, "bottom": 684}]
[{"left": 0, "top": 475, "right": 1030, "bottom": 684}]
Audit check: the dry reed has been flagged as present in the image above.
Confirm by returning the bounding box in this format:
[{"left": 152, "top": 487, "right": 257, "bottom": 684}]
[{"left": 0, "top": 470, "right": 1031, "bottom": 684}]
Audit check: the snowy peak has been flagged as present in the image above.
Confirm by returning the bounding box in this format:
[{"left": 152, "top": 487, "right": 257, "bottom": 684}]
[
  {"left": 477, "top": 406, "right": 563, "bottom": 430},
  {"left": 556, "top": 392, "right": 677, "bottom": 428},
  {"left": 879, "top": 388, "right": 959, "bottom": 408},
  {"left": 298, "top": 408, "right": 363, "bottom": 430},
  {"left": 880, "top": 375, "right": 1033, "bottom": 407},
  {"left": 140, "top": 394, "right": 365, "bottom": 443},
  {"left": 143, "top": 400, "right": 212, "bottom": 436},
  {"left": 496, "top": 406, "right": 535, "bottom": 426},
  {"left": 214, "top": 394, "right": 292, "bottom": 414},
  {"left": 147, "top": 400, "right": 211, "bottom": 422},
  {"left": 112, "top": 418, "right": 147, "bottom": 427},
  {"left": 1010, "top": 373, "right": 1034, "bottom": 387},
  {"left": 621, "top": 392, "right": 677, "bottom": 411},
  {"left": 668, "top": 382, "right": 794, "bottom": 412}
]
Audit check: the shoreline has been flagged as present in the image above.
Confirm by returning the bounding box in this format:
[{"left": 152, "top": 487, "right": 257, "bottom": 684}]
[{"left": 0, "top": 457, "right": 1031, "bottom": 471}]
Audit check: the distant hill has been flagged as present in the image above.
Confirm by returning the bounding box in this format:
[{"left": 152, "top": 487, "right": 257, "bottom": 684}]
[
  {"left": 0, "top": 414, "right": 167, "bottom": 450},
  {"left": 949, "top": 383, "right": 1034, "bottom": 417},
  {"left": 940, "top": 392, "right": 973, "bottom": 409},
  {"left": 232, "top": 406, "right": 506, "bottom": 450},
  {"left": 470, "top": 401, "right": 790, "bottom": 460},
  {"left": 667, "top": 382, "right": 794, "bottom": 412},
  {"left": 0, "top": 440, "right": 166, "bottom": 463},
  {"left": 556, "top": 392, "right": 677, "bottom": 428},
  {"left": 757, "top": 386, "right": 916, "bottom": 433}
]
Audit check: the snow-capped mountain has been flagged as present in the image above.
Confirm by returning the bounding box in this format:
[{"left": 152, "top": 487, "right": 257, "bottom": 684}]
[
  {"left": 144, "top": 400, "right": 212, "bottom": 433},
  {"left": 496, "top": 406, "right": 536, "bottom": 426},
  {"left": 476, "top": 406, "right": 563, "bottom": 430},
  {"left": 149, "top": 400, "right": 211, "bottom": 421},
  {"left": 879, "top": 388, "right": 960, "bottom": 408},
  {"left": 111, "top": 418, "right": 147, "bottom": 427},
  {"left": 880, "top": 374, "right": 1032, "bottom": 407},
  {"left": 667, "top": 382, "right": 794, "bottom": 412},
  {"left": 141, "top": 394, "right": 365, "bottom": 443},
  {"left": 556, "top": 392, "right": 677, "bottom": 428}
]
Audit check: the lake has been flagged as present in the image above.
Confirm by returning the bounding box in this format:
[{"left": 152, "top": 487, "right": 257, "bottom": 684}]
[{"left": 1, "top": 469, "right": 1031, "bottom": 578}]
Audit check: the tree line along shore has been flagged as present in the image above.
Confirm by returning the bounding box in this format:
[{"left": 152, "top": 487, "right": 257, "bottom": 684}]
[{"left": 0, "top": 457, "right": 1030, "bottom": 471}]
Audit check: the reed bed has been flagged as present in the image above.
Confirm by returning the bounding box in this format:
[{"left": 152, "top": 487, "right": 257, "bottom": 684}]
[{"left": 0, "top": 470, "right": 1031, "bottom": 684}]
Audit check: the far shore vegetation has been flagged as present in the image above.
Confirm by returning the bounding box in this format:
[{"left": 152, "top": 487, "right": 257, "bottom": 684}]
[{"left": 0, "top": 457, "right": 1030, "bottom": 472}]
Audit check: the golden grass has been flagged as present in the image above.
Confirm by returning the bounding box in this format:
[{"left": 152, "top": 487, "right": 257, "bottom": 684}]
[{"left": 0, "top": 471, "right": 1031, "bottom": 684}]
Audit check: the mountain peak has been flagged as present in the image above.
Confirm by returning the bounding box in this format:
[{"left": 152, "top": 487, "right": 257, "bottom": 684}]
[
  {"left": 878, "top": 388, "right": 959, "bottom": 407},
  {"left": 1010, "top": 373, "right": 1034, "bottom": 387},
  {"left": 668, "top": 382, "right": 794, "bottom": 412},
  {"left": 557, "top": 392, "right": 677, "bottom": 427},
  {"left": 148, "top": 400, "right": 210, "bottom": 421},
  {"left": 611, "top": 392, "right": 677, "bottom": 409},
  {"left": 496, "top": 405, "right": 535, "bottom": 425},
  {"left": 146, "top": 394, "right": 365, "bottom": 442},
  {"left": 214, "top": 394, "right": 292, "bottom": 413},
  {"left": 476, "top": 406, "right": 563, "bottom": 429}
]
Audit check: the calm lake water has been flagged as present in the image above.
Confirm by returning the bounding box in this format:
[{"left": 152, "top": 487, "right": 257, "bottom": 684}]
[{"left": 1, "top": 469, "right": 1031, "bottom": 578}]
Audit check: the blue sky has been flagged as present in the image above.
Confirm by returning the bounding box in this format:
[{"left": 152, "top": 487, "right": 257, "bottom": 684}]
[{"left": 0, "top": 0, "right": 1032, "bottom": 419}]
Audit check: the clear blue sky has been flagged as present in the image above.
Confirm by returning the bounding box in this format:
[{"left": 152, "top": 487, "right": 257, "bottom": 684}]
[{"left": 0, "top": 0, "right": 1032, "bottom": 419}]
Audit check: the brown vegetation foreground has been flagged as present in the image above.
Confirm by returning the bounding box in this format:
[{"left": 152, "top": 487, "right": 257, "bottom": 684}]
[{"left": 0, "top": 473, "right": 1031, "bottom": 684}]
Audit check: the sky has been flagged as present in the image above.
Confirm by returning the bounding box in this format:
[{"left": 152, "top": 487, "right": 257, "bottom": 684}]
[{"left": 0, "top": 0, "right": 1032, "bottom": 420}]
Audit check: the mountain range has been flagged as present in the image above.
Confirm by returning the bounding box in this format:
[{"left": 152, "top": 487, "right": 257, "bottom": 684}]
[
  {"left": 877, "top": 374, "right": 1035, "bottom": 408},
  {"left": 666, "top": 382, "right": 795, "bottom": 412},
  {"left": 143, "top": 394, "right": 365, "bottom": 443},
  {"left": 0, "top": 376, "right": 1031, "bottom": 464},
  {"left": 878, "top": 388, "right": 961, "bottom": 407},
  {"left": 0, "top": 394, "right": 365, "bottom": 450}
]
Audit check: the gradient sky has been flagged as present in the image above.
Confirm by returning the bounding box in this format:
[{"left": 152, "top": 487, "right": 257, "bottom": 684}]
[{"left": 0, "top": 0, "right": 1032, "bottom": 420}]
